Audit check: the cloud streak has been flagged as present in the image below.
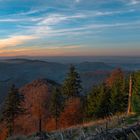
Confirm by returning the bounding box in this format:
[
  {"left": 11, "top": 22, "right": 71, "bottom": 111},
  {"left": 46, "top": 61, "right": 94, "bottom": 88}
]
[
  {"left": 0, "top": 35, "right": 37, "bottom": 49},
  {"left": 75, "top": 0, "right": 80, "bottom": 3},
  {"left": 0, "top": 45, "right": 82, "bottom": 57},
  {"left": 129, "top": 0, "right": 140, "bottom": 5}
]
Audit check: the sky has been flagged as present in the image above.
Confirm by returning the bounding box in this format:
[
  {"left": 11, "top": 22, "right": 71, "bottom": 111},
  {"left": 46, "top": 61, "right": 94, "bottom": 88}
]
[{"left": 0, "top": 0, "right": 140, "bottom": 57}]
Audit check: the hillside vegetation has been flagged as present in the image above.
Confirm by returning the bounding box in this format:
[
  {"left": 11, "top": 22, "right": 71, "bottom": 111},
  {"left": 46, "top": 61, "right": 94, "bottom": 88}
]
[{"left": 0, "top": 63, "right": 140, "bottom": 140}]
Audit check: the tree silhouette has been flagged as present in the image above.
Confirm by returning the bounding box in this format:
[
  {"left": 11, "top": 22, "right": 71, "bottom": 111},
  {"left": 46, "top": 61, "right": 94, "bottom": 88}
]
[
  {"left": 62, "top": 65, "right": 82, "bottom": 98},
  {"left": 2, "top": 84, "right": 24, "bottom": 137},
  {"left": 50, "top": 87, "right": 64, "bottom": 129}
]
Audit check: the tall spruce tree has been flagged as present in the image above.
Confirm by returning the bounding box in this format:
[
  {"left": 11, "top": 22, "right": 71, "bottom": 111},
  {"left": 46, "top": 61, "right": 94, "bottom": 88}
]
[
  {"left": 62, "top": 65, "right": 82, "bottom": 98},
  {"left": 86, "top": 85, "right": 101, "bottom": 117},
  {"left": 50, "top": 87, "right": 64, "bottom": 129},
  {"left": 96, "top": 84, "right": 111, "bottom": 117},
  {"left": 106, "top": 68, "right": 127, "bottom": 114},
  {"left": 87, "top": 84, "right": 111, "bottom": 118},
  {"left": 86, "top": 69, "right": 128, "bottom": 119},
  {"left": 80, "top": 94, "right": 88, "bottom": 122},
  {"left": 110, "top": 76, "right": 127, "bottom": 113},
  {"left": 2, "top": 84, "right": 24, "bottom": 137},
  {"left": 132, "top": 71, "right": 140, "bottom": 113}
]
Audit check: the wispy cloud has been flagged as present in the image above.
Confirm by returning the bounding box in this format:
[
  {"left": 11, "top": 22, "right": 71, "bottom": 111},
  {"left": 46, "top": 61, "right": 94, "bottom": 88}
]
[
  {"left": 0, "top": 45, "right": 82, "bottom": 56},
  {"left": 19, "top": 8, "right": 135, "bottom": 37},
  {"left": 15, "top": 9, "right": 42, "bottom": 16},
  {"left": 0, "top": 7, "right": 135, "bottom": 24},
  {"left": 1, "top": 10, "right": 139, "bottom": 46},
  {"left": 46, "top": 45, "right": 81, "bottom": 50},
  {"left": 0, "top": 17, "right": 41, "bottom": 23},
  {"left": 0, "top": 35, "right": 37, "bottom": 49},
  {"left": 129, "top": 0, "right": 140, "bottom": 5},
  {"left": 75, "top": 0, "right": 80, "bottom": 3},
  {"left": 28, "top": 20, "right": 140, "bottom": 38},
  {"left": 121, "top": 0, "right": 140, "bottom": 5},
  {"left": 37, "top": 13, "right": 85, "bottom": 26}
]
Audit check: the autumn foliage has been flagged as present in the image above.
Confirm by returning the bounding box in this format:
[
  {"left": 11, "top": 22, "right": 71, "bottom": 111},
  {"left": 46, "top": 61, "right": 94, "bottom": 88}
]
[
  {"left": 60, "top": 97, "right": 82, "bottom": 128},
  {"left": 0, "top": 67, "right": 135, "bottom": 140},
  {"left": 106, "top": 68, "right": 124, "bottom": 87},
  {"left": 0, "top": 78, "right": 83, "bottom": 139}
]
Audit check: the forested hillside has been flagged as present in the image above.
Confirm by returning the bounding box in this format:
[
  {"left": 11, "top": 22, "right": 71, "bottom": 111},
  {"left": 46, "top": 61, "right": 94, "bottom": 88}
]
[{"left": 0, "top": 64, "right": 140, "bottom": 140}]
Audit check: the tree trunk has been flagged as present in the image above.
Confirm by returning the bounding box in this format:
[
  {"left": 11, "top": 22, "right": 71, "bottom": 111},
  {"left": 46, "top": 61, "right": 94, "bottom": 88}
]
[
  {"left": 12, "top": 118, "right": 15, "bottom": 135},
  {"left": 39, "top": 115, "right": 42, "bottom": 133},
  {"left": 55, "top": 117, "right": 58, "bottom": 130},
  {"left": 8, "top": 123, "right": 12, "bottom": 137},
  {"left": 55, "top": 106, "right": 58, "bottom": 130},
  {"left": 127, "top": 75, "right": 132, "bottom": 115}
]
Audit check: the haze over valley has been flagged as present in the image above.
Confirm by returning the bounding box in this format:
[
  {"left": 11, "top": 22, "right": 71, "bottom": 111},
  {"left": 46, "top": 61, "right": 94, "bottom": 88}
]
[{"left": 0, "top": 56, "right": 139, "bottom": 102}]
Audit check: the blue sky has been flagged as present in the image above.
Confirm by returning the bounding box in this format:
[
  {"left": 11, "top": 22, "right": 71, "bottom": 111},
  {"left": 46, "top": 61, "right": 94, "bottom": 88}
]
[{"left": 0, "top": 0, "right": 140, "bottom": 57}]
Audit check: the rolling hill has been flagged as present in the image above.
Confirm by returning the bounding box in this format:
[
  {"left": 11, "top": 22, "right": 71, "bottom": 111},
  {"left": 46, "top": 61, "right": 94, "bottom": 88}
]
[{"left": 0, "top": 59, "right": 113, "bottom": 102}]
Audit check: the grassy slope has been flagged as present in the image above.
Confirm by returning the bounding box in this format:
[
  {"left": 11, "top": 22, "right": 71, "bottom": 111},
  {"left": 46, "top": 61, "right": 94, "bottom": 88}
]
[{"left": 8, "top": 112, "right": 140, "bottom": 140}]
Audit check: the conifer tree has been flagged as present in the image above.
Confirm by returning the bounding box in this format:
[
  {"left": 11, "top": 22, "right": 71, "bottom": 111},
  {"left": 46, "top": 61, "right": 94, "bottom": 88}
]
[
  {"left": 2, "top": 84, "right": 24, "bottom": 137},
  {"left": 80, "top": 94, "right": 88, "bottom": 122},
  {"left": 86, "top": 85, "right": 100, "bottom": 117},
  {"left": 132, "top": 71, "right": 140, "bottom": 112},
  {"left": 87, "top": 84, "right": 111, "bottom": 118},
  {"left": 62, "top": 65, "right": 82, "bottom": 98},
  {"left": 96, "top": 84, "right": 111, "bottom": 117},
  {"left": 50, "top": 87, "right": 64, "bottom": 129},
  {"left": 107, "top": 68, "right": 127, "bottom": 113}
]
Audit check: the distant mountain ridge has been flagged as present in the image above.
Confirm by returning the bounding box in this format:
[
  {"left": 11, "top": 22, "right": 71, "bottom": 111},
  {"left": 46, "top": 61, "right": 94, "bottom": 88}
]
[
  {"left": 0, "top": 58, "right": 140, "bottom": 101},
  {"left": 0, "top": 58, "right": 115, "bottom": 102},
  {"left": 0, "top": 58, "right": 140, "bottom": 103}
]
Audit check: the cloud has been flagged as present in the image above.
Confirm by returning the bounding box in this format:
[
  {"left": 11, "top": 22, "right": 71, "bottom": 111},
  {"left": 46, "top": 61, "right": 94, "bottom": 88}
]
[
  {"left": 75, "top": 0, "right": 80, "bottom": 3},
  {"left": 0, "top": 35, "right": 37, "bottom": 49},
  {"left": 16, "top": 9, "right": 42, "bottom": 16},
  {"left": 0, "top": 12, "right": 85, "bottom": 26},
  {"left": 36, "top": 8, "right": 135, "bottom": 25},
  {"left": 0, "top": 45, "right": 82, "bottom": 57},
  {"left": 129, "top": 0, "right": 140, "bottom": 5},
  {"left": 0, "top": 17, "right": 41, "bottom": 23},
  {"left": 2, "top": 44, "right": 139, "bottom": 57},
  {"left": 18, "top": 8, "right": 135, "bottom": 38},
  {"left": 37, "top": 13, "right": 85, "bottom": 26},
  {"left": 0, "top": 7, "right": 135, "bottom": 25},
  {"left": 124, "top": 0, "right": 140, "bottom": 5},
  {"left": 30, "top": 20, "right": 140, "bottom": 38},
  {"left": 46, "top": 45, "right": 81, "bottom": 50}
]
